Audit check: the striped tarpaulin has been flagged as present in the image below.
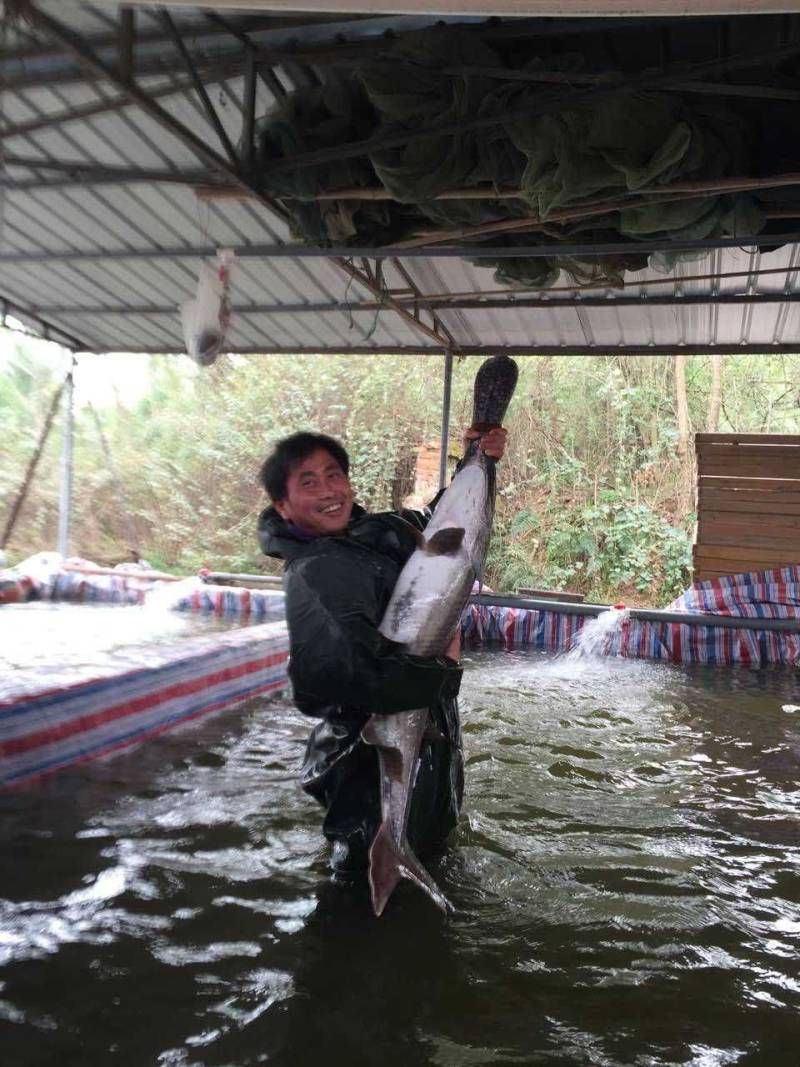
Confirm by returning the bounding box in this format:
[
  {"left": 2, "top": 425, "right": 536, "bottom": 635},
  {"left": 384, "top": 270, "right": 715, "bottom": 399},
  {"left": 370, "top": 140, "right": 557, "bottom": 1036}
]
[
  {"left": 43, "top": 572, "right": 286, "bottom": 620},
  {"left": 0, "top": 620, "right": 289, "bottom": 789},
  {"left": 462, "top": 566, "right": 800, "bottom": 667},
  {"left": 48, "top": 570, "right": 147, "bottom": 605},
  {"left": 171, "top": 584, "right": 286, "bottom": 620},
  {"left": 0, "top": 573, "right": 36, "bottom": 605},
  {"left": 0, "top": 561, "right": 286, "bottom": 620},
  {"left": 667, "top": 565, "right": 800, "bottom": 619}
]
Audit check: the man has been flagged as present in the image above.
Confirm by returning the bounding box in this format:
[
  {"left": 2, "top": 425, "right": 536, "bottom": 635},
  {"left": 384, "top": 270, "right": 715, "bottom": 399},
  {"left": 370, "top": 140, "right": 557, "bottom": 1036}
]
[{"left": 258, "top": 427, "right": 506, "bottom": 876}]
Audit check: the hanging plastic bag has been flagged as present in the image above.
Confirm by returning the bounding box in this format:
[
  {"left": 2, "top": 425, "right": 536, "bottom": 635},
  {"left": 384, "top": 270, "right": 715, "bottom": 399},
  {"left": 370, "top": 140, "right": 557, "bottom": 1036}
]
[{"left": 180, "top": 249, "right": 234, "bottom": 366}]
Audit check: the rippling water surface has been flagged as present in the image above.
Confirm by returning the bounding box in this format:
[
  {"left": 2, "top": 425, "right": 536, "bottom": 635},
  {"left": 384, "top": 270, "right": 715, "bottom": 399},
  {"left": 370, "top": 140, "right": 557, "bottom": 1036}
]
[{"left": 2, "top": 649, "right": 799, "bottom": 1066}]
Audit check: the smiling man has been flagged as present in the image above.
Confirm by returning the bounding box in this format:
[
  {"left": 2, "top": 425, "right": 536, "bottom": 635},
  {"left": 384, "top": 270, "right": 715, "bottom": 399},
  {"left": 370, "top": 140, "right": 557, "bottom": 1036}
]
[{"left": 257, "top": 428, "right": 505, "bottom": 877}]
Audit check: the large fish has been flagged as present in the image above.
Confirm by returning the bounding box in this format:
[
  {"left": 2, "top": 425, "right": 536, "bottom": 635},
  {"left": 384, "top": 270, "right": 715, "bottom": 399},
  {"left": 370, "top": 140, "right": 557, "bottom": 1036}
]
[{"left": 361, "top": 354, "right": 519, "bottom": 916}]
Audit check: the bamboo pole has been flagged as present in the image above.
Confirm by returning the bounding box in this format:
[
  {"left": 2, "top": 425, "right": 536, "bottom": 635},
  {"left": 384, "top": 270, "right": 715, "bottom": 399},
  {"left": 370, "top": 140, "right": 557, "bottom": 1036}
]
[
  {"left": 391, "top": 176, "right": 800, "bottom": 251},
  {"left": 196, "top": 171, "right": 800, "bottom": 205}
]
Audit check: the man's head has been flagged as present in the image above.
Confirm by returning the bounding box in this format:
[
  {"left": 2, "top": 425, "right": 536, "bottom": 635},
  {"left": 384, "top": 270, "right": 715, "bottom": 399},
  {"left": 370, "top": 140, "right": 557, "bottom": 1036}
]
[{"left": 260, "top": 432, "right": 355, "bottom": 537}]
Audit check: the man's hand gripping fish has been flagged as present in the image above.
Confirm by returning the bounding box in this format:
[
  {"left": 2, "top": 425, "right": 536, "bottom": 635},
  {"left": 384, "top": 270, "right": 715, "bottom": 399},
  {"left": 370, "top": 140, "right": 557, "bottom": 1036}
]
[{"left": 362, "top": 354, "right": 519, "bottom": 917}]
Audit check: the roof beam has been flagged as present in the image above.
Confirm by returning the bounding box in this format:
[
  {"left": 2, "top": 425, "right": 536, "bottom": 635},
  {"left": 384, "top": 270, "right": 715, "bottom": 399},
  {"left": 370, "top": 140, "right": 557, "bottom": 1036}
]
[
  {"left": 0, "top": 292, "right": 92, "bottom": 351},
  {"left": 0, "top": 65, "right": 244, "bottom": 142},
  {"left": 0, "top": 156, "right": 210, "bottom": 183},
  {"left": 0, "top": 13, "right": 340, "bottom": 66},
  {"left": 92, "top": 345, "right": 800, "bottom": 357},
  {"left": 0, "top": 42, "right": 248, "bottom": 93},
  {"left": 0, "top": 14, "right": 725, "bottom": 78},
  {"left": 118, "top": 6, "right": 134, "bottom": 82},
  {"left": 333, "top": 257, "right": 458, "bottom": 349},
  {"left": 22, "top": 4, "right": 454, "bottom": 351},
  {"left": 157, "top": 9, "right": 239, "bottom": 169},
  {"left": 13, "top": 2, "right": 288, "bottom": 224},
  {"left": 10, "top": 3, "right": 449, "bottom": 347},
  {"left": 3, "top": 231, "right": 800, "bottom": 262},
  {"left": 23, "top": 293, "right": 800, "bottom": 317}
]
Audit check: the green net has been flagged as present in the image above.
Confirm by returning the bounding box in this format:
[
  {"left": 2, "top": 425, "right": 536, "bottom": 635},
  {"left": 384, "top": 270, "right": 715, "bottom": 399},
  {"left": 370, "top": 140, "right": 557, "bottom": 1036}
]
[{"left": 252, "top": 27, "right": 780, "bottom": 288}]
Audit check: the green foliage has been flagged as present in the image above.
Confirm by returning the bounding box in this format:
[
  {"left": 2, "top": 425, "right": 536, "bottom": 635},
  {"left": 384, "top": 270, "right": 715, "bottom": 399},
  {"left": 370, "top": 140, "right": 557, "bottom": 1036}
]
[
  {"left": 544, "top": 500, "right": 693, "bottom": 600},
  {"left": 2, "top": 339, "right": 799, "bottom": 606}
]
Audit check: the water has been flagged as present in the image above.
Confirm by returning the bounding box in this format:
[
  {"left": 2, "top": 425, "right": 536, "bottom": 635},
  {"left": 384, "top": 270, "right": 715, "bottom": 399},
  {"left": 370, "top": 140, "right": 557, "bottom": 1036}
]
[
  {"left": 1, "top": 649, "right": 799, "bottom": 1065},
  {"left": 0, "top": 602, "right": 249, "bottom": 671},
  {"left": 565, "top": 607, "right": 629, "bottom": 660}
]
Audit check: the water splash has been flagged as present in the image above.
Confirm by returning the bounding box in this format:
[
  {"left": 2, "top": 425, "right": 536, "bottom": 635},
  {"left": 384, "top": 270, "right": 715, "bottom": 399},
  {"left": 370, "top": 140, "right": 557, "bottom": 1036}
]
[
  {"left": 529, "top": 607, "right": 631, "bottom": 682},
  {"left": 566, "top": 607, "right": 630, "bottom": 661}
]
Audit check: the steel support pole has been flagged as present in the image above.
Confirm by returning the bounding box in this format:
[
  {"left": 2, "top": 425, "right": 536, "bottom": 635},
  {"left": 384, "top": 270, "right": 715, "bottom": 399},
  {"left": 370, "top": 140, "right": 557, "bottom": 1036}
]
[
  {"left": 439, "top": 351, "right": 454, "bottom": 490},
  {"left": 57, "top": 360, "right": 75, "bottom": 557}
]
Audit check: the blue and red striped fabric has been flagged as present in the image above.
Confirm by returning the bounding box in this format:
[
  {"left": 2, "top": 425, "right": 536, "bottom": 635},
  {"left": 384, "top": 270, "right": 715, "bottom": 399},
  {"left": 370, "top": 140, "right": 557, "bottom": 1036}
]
[
  {"left": 171, "top": 584, "right": 285, "bottom": 620},
  {"left": 1, "top": 620, "right": 289, "bottom": 789},
  {"left": 462, "top": 565, "right": 800, "bottom": 667},
  {"left": 0, "top": 562, "right": 286, "bottom": 621}
]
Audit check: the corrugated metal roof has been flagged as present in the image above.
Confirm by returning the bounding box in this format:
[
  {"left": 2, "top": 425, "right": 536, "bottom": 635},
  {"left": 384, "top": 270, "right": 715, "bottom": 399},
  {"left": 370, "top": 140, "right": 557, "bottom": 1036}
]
[{"left": 2, "top": 1, "right": 800, "bottom": 356}]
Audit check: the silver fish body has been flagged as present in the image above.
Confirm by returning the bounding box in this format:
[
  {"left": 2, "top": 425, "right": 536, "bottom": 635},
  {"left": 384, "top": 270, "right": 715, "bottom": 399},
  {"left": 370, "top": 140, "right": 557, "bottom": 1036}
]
[
  {"left": 361, "top": 355, "right": 518, "bottom": 917},
  {"left": 360, "top": 709, "right": 453, "bottom": 917},
  {"left": 379, "top": 445, "right": 494, "bottom": 657}
]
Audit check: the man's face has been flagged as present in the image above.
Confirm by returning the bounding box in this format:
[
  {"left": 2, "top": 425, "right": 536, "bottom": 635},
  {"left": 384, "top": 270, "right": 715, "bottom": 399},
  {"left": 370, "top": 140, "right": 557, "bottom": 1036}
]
[{"left": 275, "top": 448, "right": 355, "bottom": 536}]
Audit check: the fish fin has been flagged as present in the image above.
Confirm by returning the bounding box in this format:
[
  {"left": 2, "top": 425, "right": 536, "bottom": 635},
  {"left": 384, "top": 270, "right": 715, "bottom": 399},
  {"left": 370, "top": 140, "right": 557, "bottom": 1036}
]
[
  {"left": 368, "top": 822, "right": 454, "bottom": 917},
  {"left": 368, "top": 823, "right": 403, "bottom": 917},
  {"left": 423, "top": 527, "right": 465, "bottom": 556},
  {"left": 360, "top": 714, "right": 381, "bottom": 747}
]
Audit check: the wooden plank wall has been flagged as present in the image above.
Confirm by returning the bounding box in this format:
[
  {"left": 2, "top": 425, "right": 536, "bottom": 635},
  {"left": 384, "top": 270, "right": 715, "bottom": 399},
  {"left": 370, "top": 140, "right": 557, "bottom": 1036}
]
[{"left": 694, "top": 433, "right": 800, "bottom": 581}]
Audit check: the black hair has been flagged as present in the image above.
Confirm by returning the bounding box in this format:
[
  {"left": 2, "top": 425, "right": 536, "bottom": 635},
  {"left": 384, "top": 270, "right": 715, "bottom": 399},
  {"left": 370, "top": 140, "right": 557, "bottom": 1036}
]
[{"left": 259, "top": 431, "right": 350, "bottom": 502}]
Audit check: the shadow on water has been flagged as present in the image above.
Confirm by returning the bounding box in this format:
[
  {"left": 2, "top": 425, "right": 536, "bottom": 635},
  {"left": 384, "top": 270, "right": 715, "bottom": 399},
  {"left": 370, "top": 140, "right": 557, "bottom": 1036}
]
[{"left": 1, "top": 647, "right": 800, "bottom": 1065}]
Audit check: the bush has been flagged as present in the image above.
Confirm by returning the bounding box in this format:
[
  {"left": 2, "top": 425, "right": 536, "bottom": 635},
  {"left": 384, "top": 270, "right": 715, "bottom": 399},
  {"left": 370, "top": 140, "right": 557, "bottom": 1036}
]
[{"left": 487, "top": 496, "right": 693, "bottom": 605}]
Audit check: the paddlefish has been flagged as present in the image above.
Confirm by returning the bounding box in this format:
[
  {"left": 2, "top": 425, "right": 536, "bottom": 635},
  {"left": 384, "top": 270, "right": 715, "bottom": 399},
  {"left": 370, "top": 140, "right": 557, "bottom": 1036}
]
[{"left": 361, "top": 354, "right": 519, "bottom": 916}]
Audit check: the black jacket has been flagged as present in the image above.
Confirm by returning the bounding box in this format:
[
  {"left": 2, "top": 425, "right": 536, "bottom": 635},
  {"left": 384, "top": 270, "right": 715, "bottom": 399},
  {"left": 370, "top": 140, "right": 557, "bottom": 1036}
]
[{"left": 258, "top": 502, "right": 464, "bottom": 866}]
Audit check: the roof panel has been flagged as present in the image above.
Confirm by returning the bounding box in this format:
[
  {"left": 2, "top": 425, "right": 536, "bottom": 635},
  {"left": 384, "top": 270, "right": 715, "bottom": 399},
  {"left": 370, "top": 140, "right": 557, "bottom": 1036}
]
[{"left": 2, "top": 5, "right": 800, "bottom": 354}]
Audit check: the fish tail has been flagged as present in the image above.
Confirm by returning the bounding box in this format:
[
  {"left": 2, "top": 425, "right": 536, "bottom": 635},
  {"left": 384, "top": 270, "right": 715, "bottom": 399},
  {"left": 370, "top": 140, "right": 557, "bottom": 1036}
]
[{"left": 368, "top": 823, "right": 453, "bottom": 917}]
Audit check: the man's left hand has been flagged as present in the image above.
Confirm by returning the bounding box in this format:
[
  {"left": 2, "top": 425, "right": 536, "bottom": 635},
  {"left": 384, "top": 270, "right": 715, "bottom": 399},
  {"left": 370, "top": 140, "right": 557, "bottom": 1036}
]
[{"left": 464, "top": 426, "right": 508, "bottom": 461}]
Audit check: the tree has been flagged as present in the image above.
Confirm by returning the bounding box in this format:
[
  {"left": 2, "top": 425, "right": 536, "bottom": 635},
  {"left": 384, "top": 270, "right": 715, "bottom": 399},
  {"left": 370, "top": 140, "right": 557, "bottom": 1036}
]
[
  {"left": 674, "top": 353, "right": 690, "bottom": 457},
  {"left": 673, "top": 352, "right": 694, "bottom": 518},
  {"left": 707, "top": 353, "right": 723, "bottom": 432}
]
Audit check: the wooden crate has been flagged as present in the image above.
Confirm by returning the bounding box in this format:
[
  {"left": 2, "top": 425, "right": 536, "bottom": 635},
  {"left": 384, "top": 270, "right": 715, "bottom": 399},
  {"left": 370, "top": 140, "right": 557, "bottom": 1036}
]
[{"left": 693, "top": 433, "right": 800, "bottom": 581}]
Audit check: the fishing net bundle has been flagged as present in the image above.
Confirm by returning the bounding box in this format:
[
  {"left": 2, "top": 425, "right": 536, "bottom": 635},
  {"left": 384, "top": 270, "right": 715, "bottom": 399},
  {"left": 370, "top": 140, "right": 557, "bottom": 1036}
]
[{"left": 250, "top": 25, "right": 800, "bottom": 288}]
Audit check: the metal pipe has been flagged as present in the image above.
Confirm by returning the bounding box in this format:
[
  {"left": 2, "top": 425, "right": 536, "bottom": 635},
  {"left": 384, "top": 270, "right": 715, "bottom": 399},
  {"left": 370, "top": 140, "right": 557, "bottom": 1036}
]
[
  {"left": 25, "top": 292, "right": 800, "bottom": 318},
  {"left": 439, "top": 351, "right": 454, "bottom": 490},
  {"left": 469, "top": 593, "right": 800, "bottom": 633},
  {"left": 91, "top": 345, "right": 800, "bottom": 357},
  {"left": 4, "top": 230, "right": 799, "bottom": 262},
  {"left": 202, "top": 571, "right": 283, "bottom": 586},
  {"left": 57, "top": 362, "right": 75, "bottom": 558}
]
